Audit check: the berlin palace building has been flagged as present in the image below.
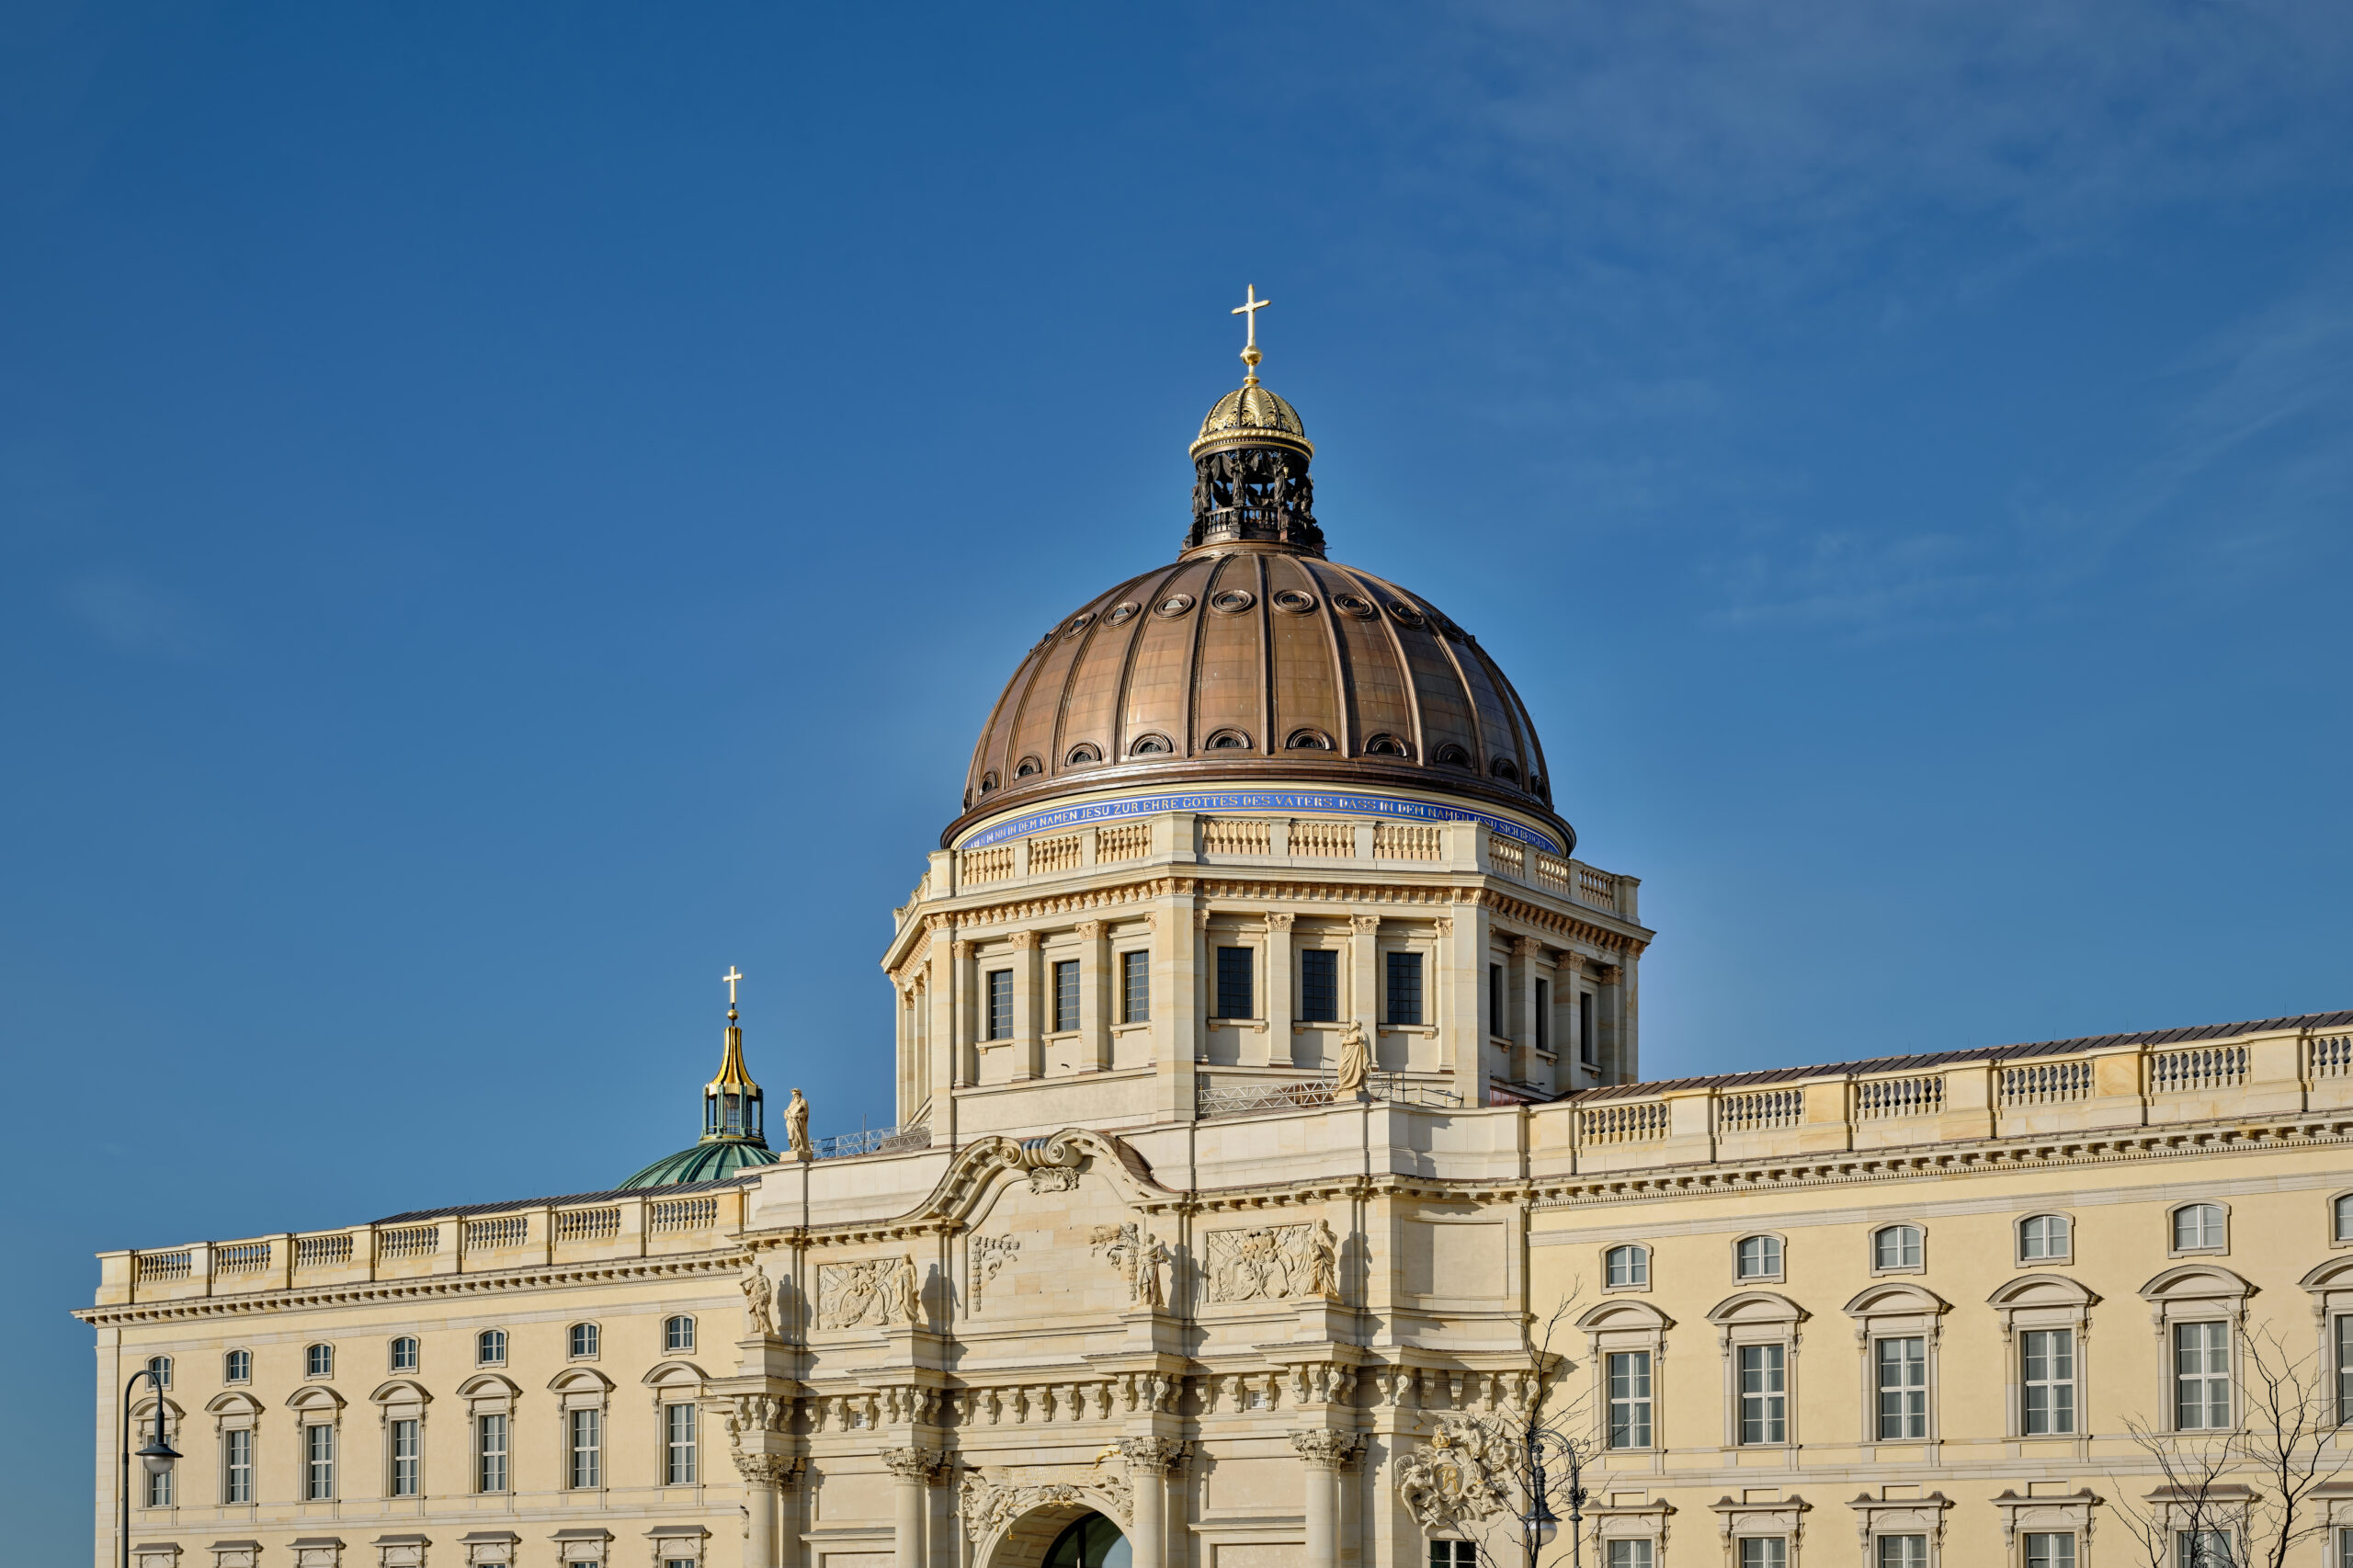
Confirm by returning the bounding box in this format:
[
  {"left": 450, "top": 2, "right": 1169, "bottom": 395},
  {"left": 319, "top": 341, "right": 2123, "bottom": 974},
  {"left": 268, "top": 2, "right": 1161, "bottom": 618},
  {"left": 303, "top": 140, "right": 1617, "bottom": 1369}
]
[{"left": 82, "top": 294, "right": 2353, "bottom": 1568}]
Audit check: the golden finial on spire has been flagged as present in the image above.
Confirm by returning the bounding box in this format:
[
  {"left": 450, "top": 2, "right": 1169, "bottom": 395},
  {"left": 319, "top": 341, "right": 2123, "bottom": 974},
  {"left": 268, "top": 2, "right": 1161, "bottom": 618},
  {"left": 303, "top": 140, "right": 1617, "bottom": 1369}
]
[{"left": 1232, "top": 284, "right": 1269, "bottom": 384}]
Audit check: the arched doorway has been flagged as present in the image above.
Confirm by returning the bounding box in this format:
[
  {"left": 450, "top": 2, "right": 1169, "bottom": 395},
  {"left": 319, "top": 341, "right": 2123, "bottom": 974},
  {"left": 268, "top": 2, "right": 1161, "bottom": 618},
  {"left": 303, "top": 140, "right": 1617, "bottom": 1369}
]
[{"left": 1042, "top": 1512, "right": 1131, "bottom": 1568}]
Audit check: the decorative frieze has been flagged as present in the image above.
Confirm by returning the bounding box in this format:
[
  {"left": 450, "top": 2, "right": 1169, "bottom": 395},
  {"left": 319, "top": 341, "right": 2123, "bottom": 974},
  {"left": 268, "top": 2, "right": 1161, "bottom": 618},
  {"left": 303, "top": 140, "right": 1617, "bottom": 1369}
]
[
  {"left": 1203, "top": 1221, "right": 1337, "bottom": 1303},
  {"left": 1395, "top": 1417, "right": 1509, "bottom": 1531},
  {"left": 815, "top": 1256, "right": 922, "bottom": 1330}
]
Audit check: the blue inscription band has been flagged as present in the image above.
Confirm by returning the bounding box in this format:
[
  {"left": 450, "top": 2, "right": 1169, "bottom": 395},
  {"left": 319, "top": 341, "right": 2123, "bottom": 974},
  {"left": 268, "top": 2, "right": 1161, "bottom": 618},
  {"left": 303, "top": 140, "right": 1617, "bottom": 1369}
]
[{"left": 961, "top": 789, "right": 1563, "bottom": 853}]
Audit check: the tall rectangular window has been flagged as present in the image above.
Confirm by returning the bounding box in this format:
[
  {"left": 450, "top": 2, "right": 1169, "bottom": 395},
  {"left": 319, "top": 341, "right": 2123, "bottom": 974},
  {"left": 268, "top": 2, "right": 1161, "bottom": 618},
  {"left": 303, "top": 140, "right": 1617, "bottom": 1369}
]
[
  {"left": 1534, "top": 979, "right": 1550, "bottom": 1051},
  {"left": 476, "top": 1413, "right": 508, "bottom": 1494},
  {"left": 223, "top": 1427, "right": 253, "bottom": 1505},
  {"left": 984, "top": 970, "right": 1013, "bottom": 1040},
  {"left": 1300, "top": 949, "right": 1339, "bottom": 1022},
  {"left": 2025, "top": 1534, "right": 2076, "bottom": 1568},
  {"left": 1878, "top": 1539, "right": 1928, "bottom": 1568},
  {"left": 665, "top": 1402, "right": 699, "bottom": 1485},
  {"left": 1385, "top": 950, "right": 1423, "bottom": 1026},
  {"left": 2177, "top": 1533, "right": 2235, "bottom": 1567},
  {"left": 1052, "top": 959, "right": 1080, "bottom": 1033},
  {"left": 1216, "top": 946, "right": 1254, "bottom": 1018},
  {"left": 1429, "top": 1545, "right": 1478, "bottom": 1568},
  {"left": 144, "top": 1463, "right": 173, "bottom": 1507},
  {"left": 2024, "top": 1329, "right": 2077, "bottom": 1435},
  {"left": 1488, "top": 963, "right": 1504, "bottom": 1036},
  {"left": 2176, "top": 1321, "right": 2233, "bottom": 1429},
  {"left": 303, "top": 1423, "right": 335, "bottom": 1501},
  {"left": 1120, "top": 949, "right": 1150, "bottom": 1023},
  {"left": 2336, "top": 1314, "right": 2353, "bottom": 1425},
  {"left": 568, "top": 1408, "right": 601, "bottom": 1489},
  {"left": 390, "top": 1418, "right": 419, "bottom": 1497},
  {"left": 1739, "top": 1542, "right": 1787, "bottom": 1568},
  {"left": 1607, "top": 1350, "right": 1652, "bottom": 1449},
  {"left": 1579, "top": 991, "right": 1597, "bottom": 1066},
  {"left": 1606, "top": 1543, "right": 1654, "bottom": 1568},
  {"left": 1738, "top": 1343, "right": 1787, "bottom": 1444},
  {"left": 1876, "top": 1336, "right": 1927, "bottom": 1438}
]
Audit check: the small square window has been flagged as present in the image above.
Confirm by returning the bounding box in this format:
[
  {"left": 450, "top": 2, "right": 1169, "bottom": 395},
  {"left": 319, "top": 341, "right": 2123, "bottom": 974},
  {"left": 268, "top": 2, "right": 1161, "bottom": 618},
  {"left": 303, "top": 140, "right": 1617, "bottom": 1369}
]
[
  {"left": 389, "top": 1336, "right": 418, "bottom": 1372},
  {"left": 144, "top": 1355, "right": 173, "bottom": 1390},
  {"left": 477, "top": 1328, "right": 507, "bottom": 1366},
  {"left": 665, "top": 1314, "right": 696, "bottom": 1353},
  {"left": 1606, "top": 1244, "right": 1649, "bottom": 1290},
  {"left": 2019, "top": 1214, "right": 2072, "bottom": 1262},
  {"left": 223, "top": 1349, "right": 251, "bottom": 1384},
  {"left": 1873, "top": 1225, "right": 1924, "bottom": 1271},
  {"left": 569, "top": 1322, "right": 600, "bottom": 1359},
  {"left": 2173, "top": 1204, "right": 2228, "bottom": 1254},
  {"left": 2334, "top": 1193, "right": 2353, "bottom": 1244},
  {"left": 1736, "top": 1235, "right": 1783, "bottom": 1280},
  {"left": 304, "top": 1343, "right": 334, "bottom": 1379}
]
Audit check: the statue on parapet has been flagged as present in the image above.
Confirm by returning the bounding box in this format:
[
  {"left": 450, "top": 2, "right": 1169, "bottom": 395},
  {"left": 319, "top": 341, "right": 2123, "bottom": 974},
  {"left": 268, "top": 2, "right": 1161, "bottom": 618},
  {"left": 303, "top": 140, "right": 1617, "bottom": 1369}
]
[
  {"left": 1333, "top": 1021, "right": 1371, "bottom": 1100},
  {"left": 785, "top": 1087, "right": 813, "bottom": 1160}
]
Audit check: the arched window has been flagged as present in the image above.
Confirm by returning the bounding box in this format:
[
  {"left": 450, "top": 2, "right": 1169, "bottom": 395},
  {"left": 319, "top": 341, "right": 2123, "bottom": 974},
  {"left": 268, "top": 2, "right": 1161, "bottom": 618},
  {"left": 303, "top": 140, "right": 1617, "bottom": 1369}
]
[
  {"left": 1130, "top": 733, "right": 1173, "bottom": 756},
  {"left": 223, "top": 1349, "right": 251, "bottom": 1383},
  {"left": 2018, "top": 1213, "right": 2072, "bottom": 1263},
  {"left": 2334, "top": 1193, "right": 2352, "bottom": 1244},
  {"left": 389, "top": 1336, "right": 419, "bottom": 1372},
  {"left": 1284, "top": 728, "right": 1332, "bottom": 751},
  {"left": 1364, "top": 733, "right": 1409, "bottom": 757},
  {"left": 979, "top": 770, "right": 999, "bottom": 792},
  {"left": 1492, "top": 757, "right": 1521, "bottom": 783},
  {"left": 2172, "top": 1203, "right": 2228, "bottom": 1254},
  {"left": 664, "top": 1314, "right": 697, "bottom": 1353},
  {"left": 304, "top": 1344, "right": 334, "bottom": 1379},
  {"left": 1204, "top": 728, "right": 1252, "bottom": 750},
  {"left": 1735, "top": 1234, "right": 1784, "bottom": 1281},
  {"left": 1015, "top": 756, "right": 1042, "bottom": 778},
  {"left": 1064, "top": 744, "right": 1102, "bottom": 767},
  {"left": 145, "top": 1355, "right": 173, "bottom": 1390},
  {"left": 1434, "top": 744, "right": 1470, "bottom": 766},
  {"left": 1872, "top": 1224, "right": 1925, "bottom": 1272},
  {"left": 569, "top": 1323, "right": 600, "bottom": 1359},
  {"left": 1043, "top": 1513, "right": 1127, "bottom": 1568},
  {"left": 477, "top": 1329, "right": 507, "bottom": 1366},
  {"left": 1606, "top": 1244, "right": 1650, "bottom": 1289}
]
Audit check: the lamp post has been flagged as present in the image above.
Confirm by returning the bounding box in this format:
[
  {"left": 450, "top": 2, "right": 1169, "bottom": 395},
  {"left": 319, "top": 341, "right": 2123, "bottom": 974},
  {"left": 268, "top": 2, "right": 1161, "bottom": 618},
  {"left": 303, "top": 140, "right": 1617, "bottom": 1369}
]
[
  {"left": 120, "top": 1364, "right": 181, "bottom": 1568},
  {"left": 1518, "top": 1426, "right": 1587, "bottom": 1568}
]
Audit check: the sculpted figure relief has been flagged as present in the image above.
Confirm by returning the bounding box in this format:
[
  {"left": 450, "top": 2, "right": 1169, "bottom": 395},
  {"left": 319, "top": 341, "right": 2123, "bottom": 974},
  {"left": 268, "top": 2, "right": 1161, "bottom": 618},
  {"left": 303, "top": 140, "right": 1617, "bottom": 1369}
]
[
  {"left": 1307, "top": 1217, "right": 1342, "bottom": 1301},
  {"left": 739, "top": 1258, "right": 776, "bottom": 1337},
  {"left": 1136, "top": 1233, "right": 1169, "bottom": 1310},
  {"left": 1333, "top": 1020, "right": 1371, "bottom": 1098},
  {"left": 816, "top": 1258, "right": 902, "bottom": 1329},
  {"left": 1395, "top": 1417, "right": 1510, "bottom": 1533},
  {"left": 1205, "top": 1223, "right": 1324, "bottom": 1303}
]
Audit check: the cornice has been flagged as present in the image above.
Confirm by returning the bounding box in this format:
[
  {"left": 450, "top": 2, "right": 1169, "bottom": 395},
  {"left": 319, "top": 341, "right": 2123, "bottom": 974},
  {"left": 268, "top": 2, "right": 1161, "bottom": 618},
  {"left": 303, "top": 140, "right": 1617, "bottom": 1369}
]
[
  {"left": 1469, "top": 886, "right": 1649, "bottom": 955},
  {"left": 75, "top": 1250, "right": 746, "bottom": 1330}
]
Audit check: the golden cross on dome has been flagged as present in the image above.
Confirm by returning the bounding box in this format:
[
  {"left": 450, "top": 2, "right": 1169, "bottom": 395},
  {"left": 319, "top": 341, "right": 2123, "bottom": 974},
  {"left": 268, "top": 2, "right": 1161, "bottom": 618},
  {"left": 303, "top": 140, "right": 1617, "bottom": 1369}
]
[
  {"left": 1232, "top": 284, "right": 1269, "bottom": 381},
  {"left": 722, "top": 966, "right": 744, "bottom": 1007}
]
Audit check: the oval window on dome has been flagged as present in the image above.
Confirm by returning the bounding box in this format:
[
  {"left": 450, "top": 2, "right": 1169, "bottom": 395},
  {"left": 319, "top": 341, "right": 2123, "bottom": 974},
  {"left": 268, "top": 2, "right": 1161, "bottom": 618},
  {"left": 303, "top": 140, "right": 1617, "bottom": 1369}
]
[
  {"left": 1333, "top": 594, "right": 1376, "bottom": 619},
  {"left": 1204, "top": 728, "right": 1252, "bottom": 750},
  {"left": 1271, "top": 588, "right": 1316, "bottom": 615},
  {"left": 980, "top": 771, "right": 1000, "bottom": 792},
  {"left": 1130, "top": 733, "right": 1174, "bottom": 756},
  {"left": 1386, "top": 600, "right": 1426, "bottom": 628},
  {"left": 1364, "top": 733, "right": 1411, "bottom": 758},
  {"left": 1106, "top": 601, "right": 1140, "bottom": 626},
  {"left": 1285, "top": 728, "right": 1333, "bottom": 751},
  {"left": 1154, "top": 594, "right": 1196, "bottom": 619},
  {"left": 1015, "top": 756, "right": 1043, "bottom": 778},
  {"left": 1210, "top": 588, "right": 1256, "bottom": 615},
  {"left": 1063, "top": 612, "right": 1096, "bottom": 637},
  {"left": 1065, "top": 743, "right": 1102, "bottom": 767},
  {"left": 1492, "top": 757, "right": 1521, "bottom": 783},
  {"left": 1435, "top": 744, "right": 1471, "bottom": 767}
]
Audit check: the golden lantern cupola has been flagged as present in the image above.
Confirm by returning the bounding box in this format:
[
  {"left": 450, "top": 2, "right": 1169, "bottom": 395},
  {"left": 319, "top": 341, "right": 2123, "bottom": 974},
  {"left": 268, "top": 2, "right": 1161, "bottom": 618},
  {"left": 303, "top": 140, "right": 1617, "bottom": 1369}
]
[{"left": 701, "top": 966, "right": 765, "bottom": 1144}]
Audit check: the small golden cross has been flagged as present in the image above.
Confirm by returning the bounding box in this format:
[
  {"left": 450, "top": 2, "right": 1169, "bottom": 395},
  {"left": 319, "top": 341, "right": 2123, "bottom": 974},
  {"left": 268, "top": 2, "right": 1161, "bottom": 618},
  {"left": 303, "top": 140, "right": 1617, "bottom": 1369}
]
[
  {"left": 1231, "top": 284, "right": 1269, "bottom": 352},
  {"left": 722, "top": 966, "right": 744, "bottom": 1006}
]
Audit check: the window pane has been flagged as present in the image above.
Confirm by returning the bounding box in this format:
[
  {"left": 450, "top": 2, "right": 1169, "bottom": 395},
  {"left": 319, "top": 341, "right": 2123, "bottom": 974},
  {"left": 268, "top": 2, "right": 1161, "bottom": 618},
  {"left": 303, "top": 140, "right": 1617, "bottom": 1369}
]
[
  {"left": 1120, "top": 949, "right": 1151, "bottom": 1023},
  {"left": 1878, "top": 1538, "right": 1928, "bottom": 1568},
  {"left": 1739, "top": 1541, "right": 1787, "bottom": 1568},
  {"left": 1053, "top": 959, "right": 1080, "bottom": 1033},
  {"left": 2176, "top": 1204, "right": 2222, "bottom": 1249},
  {"left": 2336, "top": 1194, "right": 2353, "bottom": 1244},
  {"left": 391, "top": 1418, "right": 419, "bottom": 1496},
  {"left": 305, "top": 1423, "right": 335, "bottom": 1500},
  {"left": 224, "top": 1427, "right": 252, "bottom": 1504},
  {"left": 2177, "top": 1321, "right": 2233, "bottom": 1429},
  {"left": 1608, "top": 1351, "right": 1652, "bottom": 1449},
  {"left": 986, "top": 969, "right": 1013, "bottom": 1040},
  {"left": 2027, "top": 1534, "right": 2077, "bottom": 1568},
  {"left": 1534, "top": 978, "right": 1550, "bottom": 1051},
  {"left": 2336, "top": 1315, "right": 2353, "bottom": 1426},
  {"left": 2178, "top": 1531, "right": 2236, "bottom": 1567},
  {"left": 1300, "top": 949, "right": 1339, "bottom": 1023},
  {"left": 1738, "top": 1236, "right": 1781, "bottom": 1278},
  {"left": 2024, "top": 1329, "right": 2076, "bottom": 1435},
  {"left": 569, "top": 1408, "right": 601, "bottom": 1489},
  {"left": 1216, "top": 947, "right": 1254, "bottom": 1018},
  {"left": 666, "top": 1402, "right": 699, "bottom": 1485},
  {"left": 1877, "top": 1336, "right": 1927, "bottom": 1438},
  {"left": 1607, "top": 1245, "right": 1648, "bottom": 1288},
  {"left": 1385, "top": 951, "right": 1424, "bottom": 1026},
  {"left": 477, "top": 1413, "right": 507, "bottom": 1493},
  {"left": 1739, "top": 1343, "right": 1786, "bottom": 1443}
]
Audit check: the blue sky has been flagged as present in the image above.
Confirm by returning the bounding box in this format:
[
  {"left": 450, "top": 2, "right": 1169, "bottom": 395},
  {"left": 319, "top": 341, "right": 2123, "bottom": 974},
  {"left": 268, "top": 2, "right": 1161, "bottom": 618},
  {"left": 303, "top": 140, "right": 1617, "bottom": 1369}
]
[{"left": 5, "top": 1, "right": 2350, "bottom": 1548}]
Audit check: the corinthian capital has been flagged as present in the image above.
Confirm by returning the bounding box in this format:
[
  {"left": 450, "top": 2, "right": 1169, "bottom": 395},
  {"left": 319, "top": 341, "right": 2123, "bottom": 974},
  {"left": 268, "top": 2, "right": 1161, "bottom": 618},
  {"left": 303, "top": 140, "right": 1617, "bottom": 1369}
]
[
  {"left": 1288, "top": 1429, "right": 1363, "bottom": 1470},
  {"left": 732, "top": 1451, "right": 803, "bottom": 1488},
  {"left": 881, "top": 1446, "right": 944, "bottom": 1483},
  {"left": 1117, "top": 1436, "right": 1190, "bottom": 1474}
]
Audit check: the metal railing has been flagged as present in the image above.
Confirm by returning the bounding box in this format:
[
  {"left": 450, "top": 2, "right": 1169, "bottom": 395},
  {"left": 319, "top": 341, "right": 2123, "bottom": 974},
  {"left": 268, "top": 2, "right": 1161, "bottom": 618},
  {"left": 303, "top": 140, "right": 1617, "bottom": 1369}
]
[
  {"left": 1196, "top": 1072, "right": 1462, "bottom": 1119},
  {"left": 813, "top": 1122, "right": 933, "bottom": 1160}
]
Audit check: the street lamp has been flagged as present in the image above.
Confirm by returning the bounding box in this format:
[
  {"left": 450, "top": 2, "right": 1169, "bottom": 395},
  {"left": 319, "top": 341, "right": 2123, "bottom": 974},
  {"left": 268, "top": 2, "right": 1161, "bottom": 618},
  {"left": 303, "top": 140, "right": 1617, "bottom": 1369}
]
[
  {"left": 1519, "top": 1426, "right": 1587, "bottom": 1568},
  {"left": 121, "top": 1365, "right": 181, "bottom": 1568}
]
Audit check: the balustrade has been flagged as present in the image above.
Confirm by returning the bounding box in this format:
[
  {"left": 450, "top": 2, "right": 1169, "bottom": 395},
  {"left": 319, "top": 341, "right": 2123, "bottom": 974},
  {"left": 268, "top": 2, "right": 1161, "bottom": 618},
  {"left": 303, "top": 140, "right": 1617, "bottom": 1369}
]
[
  {"left": 1374, "top": 822, "right": 1443, "bottom": 860},
  {"left": 1999, "top": 1059, "right": 2093, "bottom": 1107},
  {"left": 294, "top": 1233, "right": 353, "bottom": 1270},
  {"left": 1199, "top": 816, "right": 1271, "bottom": 855},
  {"left": 1856, "top": 1074, "right": 1944, "bottom": 1119},
  {"left": 960, "top": 845, "right": 1015, "bottom": 886},
  {"left": 1287, "top": 818, "right": 1356, "bottom": 858},
  {"left": 1717, "top": 1087, "right": 1803, "bottom": 1133},
  {"left": 553, "top": 1206, "right": 620, "bottom": 1243},
  {"left": 1095, "top": 822, "right": 1151, "bottom": 862},
  {"left": 465, "top": 1214, "right": 529, "bottom": 1251},
  {"left": 2313, "top": 1034, "right": 2353, "bottom": 1079},
  {"left": 2150, "top": 1044, "right": 2247, "bottom": 1095},
  {"left": 1580, "top": 1100, "right": 1669, "bottom": 1145},
  {"left": 377, "top": 1225, "right": 438, "bottom": 1261},
  {"left": 1028, "top": 833, "right": 1083, "bottom": 874}
]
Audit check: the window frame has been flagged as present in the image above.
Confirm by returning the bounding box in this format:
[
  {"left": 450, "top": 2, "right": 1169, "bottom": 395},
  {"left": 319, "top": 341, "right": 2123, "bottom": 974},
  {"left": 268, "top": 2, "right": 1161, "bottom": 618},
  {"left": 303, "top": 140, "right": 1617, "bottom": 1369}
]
[
  {"left": 389, "top": 1415, "right": 421, "bottom": 1498},
  {"left": 476, "top": 1328, "right": 507, "bottom": 1367},
  {"left": 983, "top": 967, "right": 1014, "bottom": 1040},
  {"left": 1605, "top": 1349, "right": 1653, "bottom": 1450},
  {"left": 1874, "top": 1334, "right": 1929, "bottom": 1440},
  {"left": 1051, "top": 957, "right": 1080, "bottom": 1035},
  {"left": 222, "top": 1423, "right": 254, "bottom": 1506},
  {"left": 566, "top": 1405, "right": 603, "bottom": 1490},
  {"left": 1736, "top": 1341, "right": 1788, "bottom": 1445},
  {"left": 1214, "top": 944, "right": 1256, "bottom": 1021},
  {"left": 1733, "top": 1233, "right": 1786, "bottom": 1284},
  {"left": 303, "top": 1343, "right": 335, "bottom": 1380},
  {"left": 2169, "top": 1201, "right": 2231, "bottom": 1257},
  {"left": 2023, "top": 1534, "right": 2077, "bottom": 1568},
  {"left": 222, "top": 1348, "right": 251, "bottom": 1384},
  {"left": 664, "top": 1400, "right": 699, "bottom": 1486},
  {"left": 1382, "top": 948, "right": 1424, "bottom": 1027},
  {"left": 567, "top": 1321, "right": 601, "bottom": 1361},
  {"left": 2021, "top": 1326, "right": 2078, "bottom": 1437},
  {"left": 2332, "top": 1190, "right": 2353, "bottom": 1249},
  {"left": 474, "top": 1410, "right": 509, "bottom": 1494},
  {"left": 1118, "top": 948, "right": 1151, "bottom": 1025},
  {"left": 1604, "top": 1244, "right": 1651, "bottom": 1292},
  {"left": 302, "top": 1420, "right": 336, "bottom": 1501},
  {"left": 388, "top": 1335, "right": 419, "bottom": 1372},
  {"left": 664, "top": 1314, "right": 697, "bottom": 1354},
  {"left": 145, "top": 1355, "right": 173, "bottom": 1390},
  {"left": 2017, "top": 1213, "right": 2075, "bottom": 1266},
  {"left": 1870, "top": 1223, "right": 1927, "bottom": 1276},
  {"left": 1298, "top": 947, "right": 1341, "bottom": 1024},
  {"left": 2174, "top": 1318, "right": 2235, "bottom": 1431}
]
